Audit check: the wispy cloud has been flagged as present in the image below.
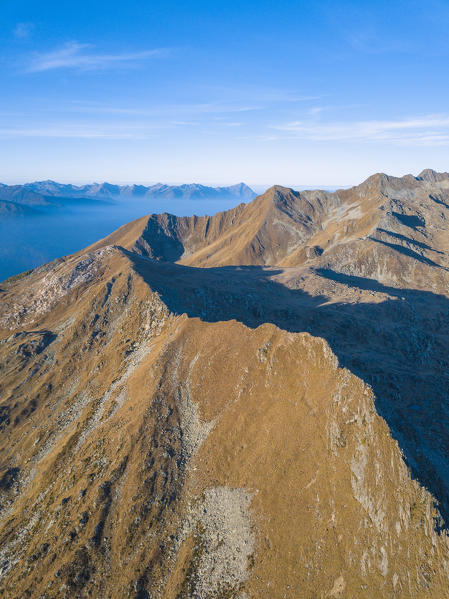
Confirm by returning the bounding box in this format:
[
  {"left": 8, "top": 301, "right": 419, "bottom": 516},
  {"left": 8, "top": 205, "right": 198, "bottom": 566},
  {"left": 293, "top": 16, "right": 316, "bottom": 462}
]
[
  {"left": 307, "top": 103, "right": 364, "bottom": 117},
  {"left": 0, "top": 100, "right": 259, "bottom": 141},
  {"left": 67, "top": 100, "right": 261, "bottom": 116},
  {"left": 274, "top": 115, "right": 449, "bottom": 146},
  {"left": 198, "top": 84, "right": 323, "bottom": 105},
  {"left": 26, "top": 42, "right": 169, "bottom": 72},
  {"left": 14, "top": 22, "right": 34, "bottom": 39},
  {"left": 0, "top": 119, "right": 194, "bottom": 140},
  {"left": 346, "top": 31, "right": 410, "bottom": 55},
  {"left": 0, "top": 126, "right": 143, "bottom": 140},
  {"left": 308, "top": 106, "right": 328, "bottom": 116}
]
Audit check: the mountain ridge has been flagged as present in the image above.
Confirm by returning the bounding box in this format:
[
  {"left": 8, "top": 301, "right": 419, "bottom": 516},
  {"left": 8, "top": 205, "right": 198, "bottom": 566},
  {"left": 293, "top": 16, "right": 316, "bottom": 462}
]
[{"left": 88, "top": 169, "right": 449, "bottom": 283}]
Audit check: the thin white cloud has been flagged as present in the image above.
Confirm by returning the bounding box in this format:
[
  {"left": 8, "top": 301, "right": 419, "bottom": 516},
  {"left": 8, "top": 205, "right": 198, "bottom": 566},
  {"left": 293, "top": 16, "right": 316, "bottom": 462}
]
[
  {"left": 0, "top": 118, "right": 196, "bottom": 140},
  {"left": 202, "top": 84, "right": 324, "bottom": 105},
  {"left": 308, "top": 106, "right": 327, "bottom": 116},
  {"left": 61, "top": 89, "right": 320, "bottom": 117},
  {"left": 0, "top": 127, "right": 142, "bottom": 140},
  {"left": 26, "top": 42, "right": 168, "bottom": 72},
  {"left": 14, "top": 22, "right": 34, "bottom": 39},
  {"left": 307, "top": 104, "right": 362, "bottom": 116},
  {"left": 68, "top": 101, "right": 260, "bottom": 115},
  {"left": 346, "top": 32, "right": 410, "bottom": 55},
  {"left": 274, "top": 115, "right": 449, "bottom": 146}
]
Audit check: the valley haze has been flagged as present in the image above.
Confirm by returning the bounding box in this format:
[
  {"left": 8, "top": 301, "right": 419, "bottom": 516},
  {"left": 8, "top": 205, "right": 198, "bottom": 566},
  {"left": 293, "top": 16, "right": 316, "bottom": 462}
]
[{"left": 0, "top": 180, "right": 256, "bottom": 281}]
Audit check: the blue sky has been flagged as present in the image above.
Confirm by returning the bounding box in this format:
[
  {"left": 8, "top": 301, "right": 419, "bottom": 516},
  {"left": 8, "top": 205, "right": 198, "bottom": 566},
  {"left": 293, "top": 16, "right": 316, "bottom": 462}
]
[{"left": 1, "top": 0, "right": 449, "bottom": 186}]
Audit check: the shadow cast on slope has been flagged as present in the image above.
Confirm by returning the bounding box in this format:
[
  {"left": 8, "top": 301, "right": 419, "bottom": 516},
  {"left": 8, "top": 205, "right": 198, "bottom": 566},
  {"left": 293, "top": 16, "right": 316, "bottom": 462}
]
[
  {"left": 391, "top": 211, "right": 425, "bottom": 229},
  {"left": 130, "top": 253, "right": 449, "bottom": 532},
  {"left": 376, "top": 228, "right": 444, "bottom": 255},
  {"left": 369, "top": 237, "right": 447, "bottom": 270}
]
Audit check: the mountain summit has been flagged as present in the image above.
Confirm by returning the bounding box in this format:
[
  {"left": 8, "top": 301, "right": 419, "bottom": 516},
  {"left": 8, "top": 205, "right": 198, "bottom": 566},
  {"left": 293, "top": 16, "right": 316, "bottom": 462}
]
[{"left": 0, "top": 170, "right": 448, "bottom": 598}]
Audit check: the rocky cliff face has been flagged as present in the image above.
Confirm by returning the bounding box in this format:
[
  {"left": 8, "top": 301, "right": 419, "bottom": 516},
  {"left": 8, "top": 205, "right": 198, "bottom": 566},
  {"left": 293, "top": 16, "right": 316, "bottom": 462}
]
[{"left": 0, "top": 170, "right": 448, "bottom": 598}]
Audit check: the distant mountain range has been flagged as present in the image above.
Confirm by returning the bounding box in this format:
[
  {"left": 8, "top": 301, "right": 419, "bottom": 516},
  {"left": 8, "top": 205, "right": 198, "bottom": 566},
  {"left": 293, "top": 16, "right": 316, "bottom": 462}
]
[{"left": 0, "top": 180, "right": 256, "bottom": 208}]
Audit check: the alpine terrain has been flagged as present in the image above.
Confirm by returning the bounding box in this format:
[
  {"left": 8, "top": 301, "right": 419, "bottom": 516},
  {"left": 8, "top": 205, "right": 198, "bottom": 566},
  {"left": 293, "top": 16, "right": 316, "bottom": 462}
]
[{"left": 0, "top": 169, "right": 448, "bottom": 599}]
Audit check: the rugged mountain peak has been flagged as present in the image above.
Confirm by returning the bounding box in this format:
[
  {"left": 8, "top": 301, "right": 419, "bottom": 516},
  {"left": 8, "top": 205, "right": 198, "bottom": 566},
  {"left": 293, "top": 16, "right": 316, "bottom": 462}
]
[
  {"left": 348, "top": 172, "right": 391, "bottom": 197},
  {"left": 260, "top": 184, "right": 301, "bottom": 207},
  {"left": 417, "top": 168, "right": 449, "bottom": 182},
  {"left": 263, "top": 183, "right": 294, "bottom": 194},
  {"left": 28, "top": 179, "right": 58, "bottom": 186}
]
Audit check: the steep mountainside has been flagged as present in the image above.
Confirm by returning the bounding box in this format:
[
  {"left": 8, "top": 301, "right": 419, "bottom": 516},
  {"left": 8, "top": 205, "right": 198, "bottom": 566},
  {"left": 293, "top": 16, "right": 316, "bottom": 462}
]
[{"left": 0, "top": 170, "right": 448, "bottom": 598}]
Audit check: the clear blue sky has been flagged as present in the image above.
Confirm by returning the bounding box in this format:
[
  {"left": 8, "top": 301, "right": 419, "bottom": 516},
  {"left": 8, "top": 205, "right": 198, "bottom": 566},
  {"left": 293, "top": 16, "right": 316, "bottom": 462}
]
[{"left": 1, "top": 0, "right": 449, "bottom": 186}]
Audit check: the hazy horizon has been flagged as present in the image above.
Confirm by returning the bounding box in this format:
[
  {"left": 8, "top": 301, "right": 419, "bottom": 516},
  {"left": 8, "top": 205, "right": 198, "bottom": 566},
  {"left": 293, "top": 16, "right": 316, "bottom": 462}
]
[
  {"left": 1, "top": 166, "right": 437, "bottom": 191},
  {"left": 0, "top": 178, "right": 347, "bottom": 193}
]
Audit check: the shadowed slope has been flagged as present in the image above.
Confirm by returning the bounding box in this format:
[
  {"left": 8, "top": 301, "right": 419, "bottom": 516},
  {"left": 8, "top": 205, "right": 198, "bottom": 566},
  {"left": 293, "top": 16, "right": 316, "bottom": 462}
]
[{"left": 129, "top": 255, "right": 449, "bottom": 528}]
